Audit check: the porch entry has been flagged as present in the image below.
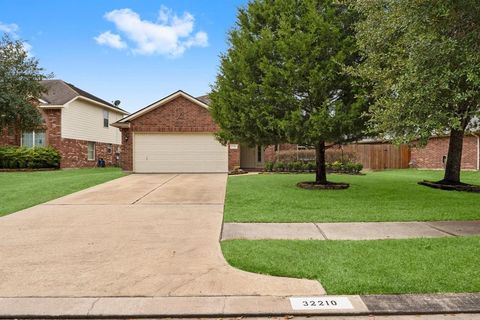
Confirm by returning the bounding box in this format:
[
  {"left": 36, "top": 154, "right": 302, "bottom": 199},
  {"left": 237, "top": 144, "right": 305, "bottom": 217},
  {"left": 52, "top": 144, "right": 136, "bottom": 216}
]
[{"left": 240, "top": 145, "right": 264, "bottom": 169}]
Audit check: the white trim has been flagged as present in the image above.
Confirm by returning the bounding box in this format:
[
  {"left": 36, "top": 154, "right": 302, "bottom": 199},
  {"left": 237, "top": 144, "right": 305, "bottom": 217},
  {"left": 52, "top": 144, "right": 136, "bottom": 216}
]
[
  {"left": 65, "top": 96, "right": 129, "bottom": 115},
  {"left": 87, "top": 141, "right": 96, "bottom": 161},
  {"left": 20, "top": 130, "right": 46, "bottom": 148},
  {"left": 117, "top": 91, "right": 208, "bottom": 124},
  {"left": 111, "top": 122, "right": 130, "bottom": 128},
  {"left": 132, "top": 133, "right": 136, "bottom": 172}
]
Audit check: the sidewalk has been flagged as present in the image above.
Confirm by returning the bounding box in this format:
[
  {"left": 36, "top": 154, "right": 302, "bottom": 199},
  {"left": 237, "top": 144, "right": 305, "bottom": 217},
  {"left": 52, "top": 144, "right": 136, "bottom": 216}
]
[{"left": 222, "top": 220, "right": 480, "bottom": 240}]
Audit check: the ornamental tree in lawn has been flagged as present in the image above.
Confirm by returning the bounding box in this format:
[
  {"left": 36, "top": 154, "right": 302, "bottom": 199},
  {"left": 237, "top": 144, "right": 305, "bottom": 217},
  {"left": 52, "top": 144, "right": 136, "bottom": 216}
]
[
  {"left": 353, "top": 0, "right": 480, "bottom": 185},
  {"left": 210, "top": 0, "right": 368, "bottom": 185},
  {"left": 0, "top": 35, "right": 51, "bottom": 132}
]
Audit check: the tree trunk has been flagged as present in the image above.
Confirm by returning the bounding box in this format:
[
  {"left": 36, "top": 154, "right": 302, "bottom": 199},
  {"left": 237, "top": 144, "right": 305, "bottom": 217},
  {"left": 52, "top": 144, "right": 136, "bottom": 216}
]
[
  {"left": 315, "top": 141, "right": 327, "bottom": 184},
  {"left": 442, "top": 128, "right": 464, "bottom": 184}
]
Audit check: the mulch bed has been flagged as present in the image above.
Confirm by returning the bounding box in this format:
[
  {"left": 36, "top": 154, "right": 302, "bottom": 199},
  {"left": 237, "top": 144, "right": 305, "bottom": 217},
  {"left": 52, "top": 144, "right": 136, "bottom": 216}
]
[
  {"left": 418, "top": 180, "right": 480, "bottom": 193},
  {"left": 297, "top": 181, "right": 350, "bottom": 190}
]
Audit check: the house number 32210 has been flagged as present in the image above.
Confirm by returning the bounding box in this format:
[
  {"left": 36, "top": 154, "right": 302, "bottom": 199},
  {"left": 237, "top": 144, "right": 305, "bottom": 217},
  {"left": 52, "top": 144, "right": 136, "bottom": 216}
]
[
  {"left": 302, "top": 300, "right": 337, "bottom": 307},
  {"left": 289, "top": 296, "right": 354, "bottom": 310}
]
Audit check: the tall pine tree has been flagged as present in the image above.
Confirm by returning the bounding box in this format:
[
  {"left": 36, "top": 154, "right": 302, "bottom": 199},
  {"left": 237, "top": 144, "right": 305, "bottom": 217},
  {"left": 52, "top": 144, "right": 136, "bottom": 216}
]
[{"left": 210, "top": 0, "right": 367, "bottom": 185}]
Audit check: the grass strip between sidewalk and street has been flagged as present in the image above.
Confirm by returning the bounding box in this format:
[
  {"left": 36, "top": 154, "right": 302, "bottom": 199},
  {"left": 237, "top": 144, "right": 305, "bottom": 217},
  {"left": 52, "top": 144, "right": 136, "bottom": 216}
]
[{"left": 221, "top": 236, "right": 480, "bottom": 295}]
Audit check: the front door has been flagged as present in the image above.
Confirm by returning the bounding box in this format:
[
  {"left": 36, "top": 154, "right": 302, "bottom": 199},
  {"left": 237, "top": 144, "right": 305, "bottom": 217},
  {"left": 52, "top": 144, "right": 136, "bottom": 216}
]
[{"left": 240, "top": 145, "right": 264, "bottom": 169}]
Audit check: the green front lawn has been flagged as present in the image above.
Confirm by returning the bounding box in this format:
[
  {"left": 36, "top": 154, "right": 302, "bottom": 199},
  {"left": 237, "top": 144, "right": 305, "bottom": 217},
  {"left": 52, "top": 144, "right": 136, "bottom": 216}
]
[
  {"left": 222, "top": 237, "right": 480, "bottom": 294},
  {"left": 224, "top": 170, "right": 480, "bottom": 222},
  {"left": 0, "top": 168, "right": 125, "bottom": 217}
]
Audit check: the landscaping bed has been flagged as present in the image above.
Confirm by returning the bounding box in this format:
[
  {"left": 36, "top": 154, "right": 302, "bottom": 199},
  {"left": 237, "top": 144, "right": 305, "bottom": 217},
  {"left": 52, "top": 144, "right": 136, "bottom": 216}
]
[
  {"left": 0, "top": 168, "right": 125, "bottom": 217},
  {"left": 222, "top": 236, "right": 480, "bottom": 294},
  {"left": 224, "top": 170, "right": 480, "bottom": 222}
]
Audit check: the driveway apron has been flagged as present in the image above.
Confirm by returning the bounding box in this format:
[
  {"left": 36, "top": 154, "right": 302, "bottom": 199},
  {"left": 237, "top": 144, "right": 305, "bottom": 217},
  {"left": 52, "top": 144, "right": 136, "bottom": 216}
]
[{"left": 0, "top": 174, "right": 324, "bottom": 297}]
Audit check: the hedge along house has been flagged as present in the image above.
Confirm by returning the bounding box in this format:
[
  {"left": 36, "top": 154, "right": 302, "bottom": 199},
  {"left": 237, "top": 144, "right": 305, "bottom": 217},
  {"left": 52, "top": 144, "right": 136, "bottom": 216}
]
[
  {"left": 0, "top": 80, "right": 129, "bottom": 168},
  {"left": 112, "top": 90, "right": 268, "bottom": 173}
]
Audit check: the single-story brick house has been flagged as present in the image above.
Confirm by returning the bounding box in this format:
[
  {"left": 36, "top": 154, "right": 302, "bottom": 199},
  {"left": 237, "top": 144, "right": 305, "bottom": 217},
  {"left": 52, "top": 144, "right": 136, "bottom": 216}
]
[
  {"left": 112, "top": 89, "right": 479, "bottom": 173},
  {"left": 111, "top": 90, "right": 273, "bottom": 173},
  {"left": 0, "top": 80, "right": 129, "bottom": 168}
]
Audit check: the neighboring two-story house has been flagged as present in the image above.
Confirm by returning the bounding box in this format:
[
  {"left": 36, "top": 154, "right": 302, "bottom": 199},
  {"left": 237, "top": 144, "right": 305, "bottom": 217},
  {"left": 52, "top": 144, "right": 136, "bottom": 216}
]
[{"left": 0, "top": 80, "right": 129, "bottom": 168}]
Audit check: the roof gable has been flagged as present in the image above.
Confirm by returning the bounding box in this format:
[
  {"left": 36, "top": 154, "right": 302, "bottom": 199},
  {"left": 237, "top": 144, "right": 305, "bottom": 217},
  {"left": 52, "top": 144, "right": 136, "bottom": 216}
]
[
  {"left": 116, "top": 90, "right": 209, "bottom": 124},
  {"left": 39, "top": 80, "right": 128, "bottom": 114}
]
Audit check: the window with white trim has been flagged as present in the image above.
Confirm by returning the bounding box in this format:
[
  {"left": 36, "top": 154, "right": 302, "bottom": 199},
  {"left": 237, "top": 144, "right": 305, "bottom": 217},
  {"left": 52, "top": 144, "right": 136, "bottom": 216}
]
[
  {"left": 107, "top": 143, "right": 112, "bottom": 154},
  {"left": 87, "top": 142, "right": 95, "bottom": 160},
  {"left": 21, "top": 130, "right": 46, "bottom": 148},
  {"left": 103, "top": 110, "right": 109, "bottom": 128}
]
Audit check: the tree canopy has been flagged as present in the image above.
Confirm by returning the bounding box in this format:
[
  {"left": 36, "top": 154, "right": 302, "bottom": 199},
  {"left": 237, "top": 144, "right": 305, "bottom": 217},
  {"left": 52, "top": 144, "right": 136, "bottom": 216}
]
[
  {"left": 0, "top": 35, "right": 51, "bottom": 131},
  {"left": 353, "top": 0, "right": 480, "bottom": 183},
  {"left": 210, "top": 0, "right": 368, "bottom": 184}
]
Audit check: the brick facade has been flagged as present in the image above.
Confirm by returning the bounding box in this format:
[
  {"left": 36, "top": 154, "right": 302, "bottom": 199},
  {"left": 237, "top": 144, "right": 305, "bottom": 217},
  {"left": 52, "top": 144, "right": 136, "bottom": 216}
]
[
  {"left": 411, "top": 135, "right": 479, "bottom": 170},
  {"left": 264, "top": 145, "right": 277, "bottom": 162},
  {"left": 0, "top": 128, "right": 20, "bottom": 146},
  {"left": 228, "top": 144, "right": 240, "bottom": 170},
  {"left": 118, "top": 95, "right": 219, "bottom": 171},
  {"left": 119, "top": 128, "right": 133, "bottom": 171},
  {"left": 130, "top": 96, "right": 218, "bottom": 133},
  {"left": 1, "top": 107, "right": 121, "bottom": 168}
]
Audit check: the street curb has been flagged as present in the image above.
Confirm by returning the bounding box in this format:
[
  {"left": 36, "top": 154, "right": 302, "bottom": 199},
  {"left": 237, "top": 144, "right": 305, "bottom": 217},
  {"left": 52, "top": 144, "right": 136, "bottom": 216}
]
[
  {"left": 0, "top": 293, "right": 478, "bottom": 318},
  {"left": 361, "top": 293, "right": 480, "bottom": 314}
]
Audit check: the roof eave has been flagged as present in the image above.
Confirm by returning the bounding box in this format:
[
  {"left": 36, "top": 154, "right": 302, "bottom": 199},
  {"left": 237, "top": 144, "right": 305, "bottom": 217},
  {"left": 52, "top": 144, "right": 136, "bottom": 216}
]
[
  {"left": 111, "top": 122, "right": 131, "bottom": 128},
  {"left": 71, "top": 96, "right": 130, "bottom": 115}
]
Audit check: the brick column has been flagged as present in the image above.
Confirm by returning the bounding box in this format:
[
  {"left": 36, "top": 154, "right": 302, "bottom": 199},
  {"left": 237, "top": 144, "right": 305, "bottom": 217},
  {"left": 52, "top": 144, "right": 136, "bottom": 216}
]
[
  {"left": 120, "top": 128, "right": 133, "bottom": 171},
  {"left": 228, "top": 143, "right": 240, "bottom": 171}
]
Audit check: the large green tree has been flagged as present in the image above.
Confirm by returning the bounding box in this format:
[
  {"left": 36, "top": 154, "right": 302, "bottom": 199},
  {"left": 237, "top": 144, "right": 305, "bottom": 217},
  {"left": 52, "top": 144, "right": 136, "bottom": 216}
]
[
  {"left": 210, "top": 0, "right": 367, "bottom": 184},
  {"left": 353, "top": 0, "right": 480, "bottom": 184},
  {"left": 0, "top": 35, "right": 50, "bottom": 132}
]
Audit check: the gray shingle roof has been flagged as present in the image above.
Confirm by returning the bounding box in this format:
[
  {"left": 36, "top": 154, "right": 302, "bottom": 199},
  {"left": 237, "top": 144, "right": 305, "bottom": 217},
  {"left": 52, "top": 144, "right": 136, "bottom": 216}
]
[
  {"left": 196, "top": 94, "right": 211, "bottom": 105},
  {"left": 39, "top": 80, "right": 127, "bottom": 113}
]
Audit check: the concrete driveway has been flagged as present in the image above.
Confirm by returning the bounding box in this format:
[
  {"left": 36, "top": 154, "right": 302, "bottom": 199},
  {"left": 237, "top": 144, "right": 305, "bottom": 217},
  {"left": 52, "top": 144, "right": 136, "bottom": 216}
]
[{"left": 0, "top": 174, "right": 323, "bottom": 297}]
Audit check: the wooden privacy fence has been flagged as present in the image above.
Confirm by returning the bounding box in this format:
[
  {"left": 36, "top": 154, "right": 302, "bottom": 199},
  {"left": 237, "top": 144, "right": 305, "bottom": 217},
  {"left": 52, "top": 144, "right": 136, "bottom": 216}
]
[{"left": 340, "top": 143, "right": 411, "bottom": 170}]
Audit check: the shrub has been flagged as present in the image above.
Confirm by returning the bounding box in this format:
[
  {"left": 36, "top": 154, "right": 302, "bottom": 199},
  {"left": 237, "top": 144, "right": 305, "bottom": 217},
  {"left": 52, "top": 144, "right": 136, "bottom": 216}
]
[
  {"left": 0, "top": 146, "right": 61, "bottom": 169},
  {"left": 273, "top": 161, "right": 285, "bottom": 172},
  {"left": 286, "top": 161, "right": 295, "bottom": 172},
  {"left": 264, "top": 161, "right": 274, "bottom": 172},
  {"left": 306, "top": 161, "right": 316, "bottom": 172},
  {"left": 354, "top": 163, "right": 363, "bottom": 173},
  {"left": 330, "top": 160, "right": 343, "bottom": 171},
  {"left": 292, "top": 161, "right": 303, "bottom": 171},
  {"left": 264, "top": 159, "right": 362, "bottom": 174}
]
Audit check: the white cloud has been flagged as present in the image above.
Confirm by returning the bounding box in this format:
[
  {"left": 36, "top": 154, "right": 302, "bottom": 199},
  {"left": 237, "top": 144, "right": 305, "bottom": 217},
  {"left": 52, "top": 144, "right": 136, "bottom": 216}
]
[
  {"left": 0, "top": 22, "right": 19, "bottom": 35},
  {"left": 0, "top": 21, "right": 33, "bottom": 56},
  {"left": 94, "top": 30, "right": 127, "bottom": 49},
  {"left": 96, "top": 7, "right": 208, "bottom": 57}
]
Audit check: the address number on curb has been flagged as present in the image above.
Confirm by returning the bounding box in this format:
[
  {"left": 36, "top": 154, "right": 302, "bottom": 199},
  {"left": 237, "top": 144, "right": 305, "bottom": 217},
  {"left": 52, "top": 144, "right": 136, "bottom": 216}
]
[{"left": 289, "top": 296, "right": 354, "bottom": 310}]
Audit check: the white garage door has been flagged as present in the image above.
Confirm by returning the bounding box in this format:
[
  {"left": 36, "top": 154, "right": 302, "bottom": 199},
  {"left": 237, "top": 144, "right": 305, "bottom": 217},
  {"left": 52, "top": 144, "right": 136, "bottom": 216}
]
[{"left": 133, "top": 133, "right": 228, "bottom": 173}]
